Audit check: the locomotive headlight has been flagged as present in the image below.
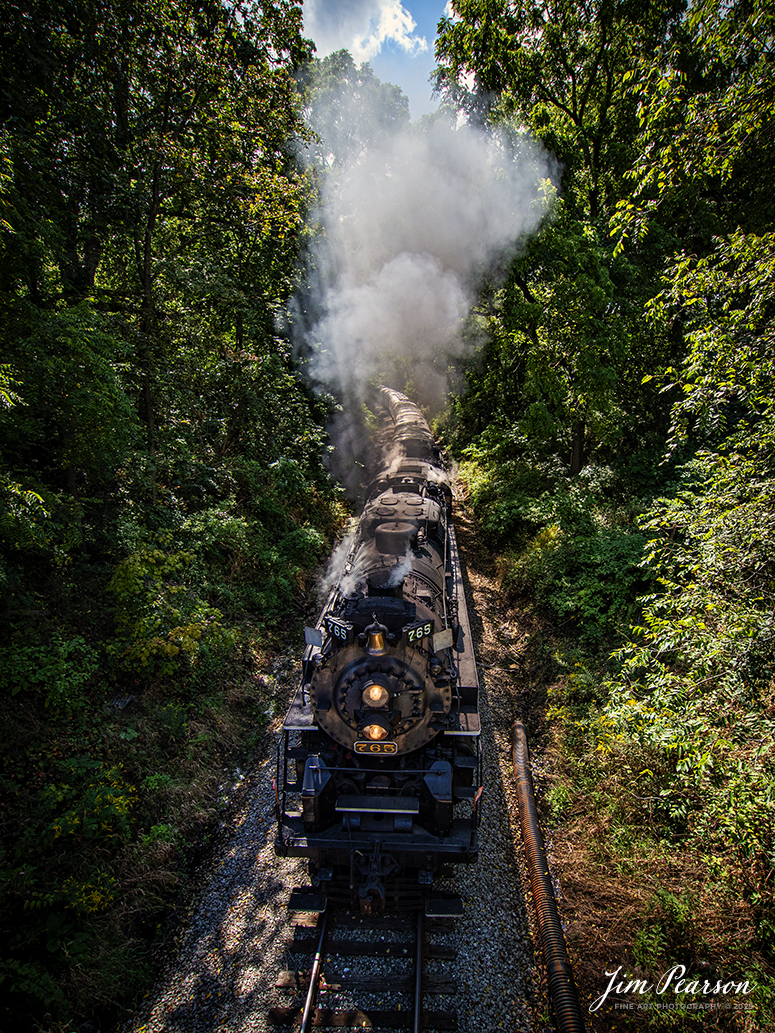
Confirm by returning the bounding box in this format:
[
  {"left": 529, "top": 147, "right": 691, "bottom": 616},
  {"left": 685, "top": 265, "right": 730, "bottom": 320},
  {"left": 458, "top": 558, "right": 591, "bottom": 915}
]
[
  {"left": 362, "top": 681, "right": 390, "bottom": 708},
  {"left": 363, "top": 721, "right": 389, "bottom": 741},
  {"left": 360, "top": 709, "right": 391, "bottom": 742}
]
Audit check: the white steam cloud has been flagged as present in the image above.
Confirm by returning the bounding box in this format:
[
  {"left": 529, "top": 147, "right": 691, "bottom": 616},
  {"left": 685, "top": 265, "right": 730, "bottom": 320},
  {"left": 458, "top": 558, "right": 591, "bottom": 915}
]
[{"left": 300, "top": 117, "right": 553, "bottom": 408}]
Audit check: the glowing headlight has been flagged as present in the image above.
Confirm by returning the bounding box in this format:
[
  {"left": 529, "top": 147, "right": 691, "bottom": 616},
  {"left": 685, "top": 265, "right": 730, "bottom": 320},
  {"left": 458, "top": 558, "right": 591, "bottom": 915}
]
[
  {"left": 362, "top": 682, "right": 390, "bottom": 708},
  {"left": 363, "top": 722, "right": 389, "bottom": 741}
]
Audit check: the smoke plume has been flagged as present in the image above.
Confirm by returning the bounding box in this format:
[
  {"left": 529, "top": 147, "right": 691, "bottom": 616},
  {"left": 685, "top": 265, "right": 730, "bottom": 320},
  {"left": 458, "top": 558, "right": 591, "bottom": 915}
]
[
  {"left": 296, "top": 113, "right": 551, "bottom": 406},
  {"left": 289, "top": 84, "right": 555, "bottom": 491}
]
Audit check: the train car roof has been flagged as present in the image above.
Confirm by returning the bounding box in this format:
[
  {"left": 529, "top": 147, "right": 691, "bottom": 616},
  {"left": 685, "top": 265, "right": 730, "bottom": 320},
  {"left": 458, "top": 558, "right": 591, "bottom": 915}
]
[{"left": 369, "top": 458, "right": 451, "bottom": 495}]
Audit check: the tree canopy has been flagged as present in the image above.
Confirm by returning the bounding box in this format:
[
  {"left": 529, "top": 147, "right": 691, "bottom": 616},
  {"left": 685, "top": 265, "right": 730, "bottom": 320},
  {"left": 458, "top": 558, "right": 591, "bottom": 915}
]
[
  {"left": 300, "top": 49, "right": 411, "bottom": 168},
  {"left": 435, "top": 0, "right": 775, "bottom": 1008},
  {"left": 0, "top": 3, "right": 347, "bottom": 1026}
]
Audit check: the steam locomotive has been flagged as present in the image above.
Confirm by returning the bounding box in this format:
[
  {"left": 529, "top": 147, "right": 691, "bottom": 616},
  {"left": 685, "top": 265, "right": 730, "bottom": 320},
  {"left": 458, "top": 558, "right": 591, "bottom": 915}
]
[{"left": 275, "top": 388, "right": 481, "bottom": 913}]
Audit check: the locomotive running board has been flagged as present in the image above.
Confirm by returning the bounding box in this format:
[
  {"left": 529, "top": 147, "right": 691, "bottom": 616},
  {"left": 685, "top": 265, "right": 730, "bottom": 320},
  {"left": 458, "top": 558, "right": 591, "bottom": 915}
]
[
  {"left": 335, "top": 795, "right": 420, "bottom": 814},
  {"left": 444, "top": 522, "right": 481, "bottom": 737}
]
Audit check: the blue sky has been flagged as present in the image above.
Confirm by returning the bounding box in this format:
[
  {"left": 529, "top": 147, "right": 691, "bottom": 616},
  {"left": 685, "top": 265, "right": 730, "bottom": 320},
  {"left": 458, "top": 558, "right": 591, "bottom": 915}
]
[{"left": 302, "top": 0, "right": 451, "bottom": 120}]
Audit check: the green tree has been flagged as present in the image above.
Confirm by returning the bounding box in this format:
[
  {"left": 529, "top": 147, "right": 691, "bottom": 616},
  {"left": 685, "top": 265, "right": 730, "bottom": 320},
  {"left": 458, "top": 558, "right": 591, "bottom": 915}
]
[
  {"left": 612, "top": 0, "right": 775, "bottom": 252},
  {"left": 572, "top": 0, "right": 775, "bottom": 963},
  {"left": 0, "top": 6, "right": 344, "bottom": 1026},
  {"left": 300, "top": 50, "right": 410, "bottom": 169},
  {"left": 1, "top": 0, "right": 313, "bottom": 437},
  {"left": 435, "top": 0, "right": 686, "bottom": 221},
  {"left": 0, "top": 0, "right": 320, "bottom": 562},
  {"left": 435, "top": 0, "right": 686, "bottom": 472}
]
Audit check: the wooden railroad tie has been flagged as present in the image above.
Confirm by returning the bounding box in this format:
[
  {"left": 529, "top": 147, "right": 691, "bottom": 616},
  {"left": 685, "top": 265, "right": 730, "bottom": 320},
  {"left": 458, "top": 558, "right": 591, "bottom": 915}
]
[
  {"left": 267, "top": 1006, "right": 457, "bottom": 1029},
  {"left": 285, "top": 932, "right": 456, "bottom": 960}
]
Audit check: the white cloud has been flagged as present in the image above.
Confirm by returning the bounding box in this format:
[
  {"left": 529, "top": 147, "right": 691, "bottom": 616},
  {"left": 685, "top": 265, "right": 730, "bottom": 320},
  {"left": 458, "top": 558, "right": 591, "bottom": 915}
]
[{"left": 305, "top": 0, "right": 427, "bottom": 63}]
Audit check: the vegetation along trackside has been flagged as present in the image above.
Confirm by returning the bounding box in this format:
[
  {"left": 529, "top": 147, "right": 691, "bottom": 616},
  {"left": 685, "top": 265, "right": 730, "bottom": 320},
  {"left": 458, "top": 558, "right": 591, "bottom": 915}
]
[
  {"left": 2, "top": 0, "right": 775, "bottom": 1030},
  {"left": 434, "top": 0, "right": 775, "bottom": 1027},
  {"left": 0, "top": 2, "right": 345, "bottom": 1028}
]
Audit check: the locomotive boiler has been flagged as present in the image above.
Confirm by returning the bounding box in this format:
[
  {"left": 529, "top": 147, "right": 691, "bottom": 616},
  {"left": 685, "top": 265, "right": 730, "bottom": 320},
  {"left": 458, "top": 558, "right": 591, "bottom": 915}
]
[{"left": 275, "top": 388, "right": 481, "bottom": 913}]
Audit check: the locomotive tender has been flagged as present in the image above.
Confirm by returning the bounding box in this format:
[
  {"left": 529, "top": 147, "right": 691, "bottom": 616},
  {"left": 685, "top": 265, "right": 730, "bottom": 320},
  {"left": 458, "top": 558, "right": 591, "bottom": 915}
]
[{"left": 275, "top": 388, "right": 481, "bottom": 913}]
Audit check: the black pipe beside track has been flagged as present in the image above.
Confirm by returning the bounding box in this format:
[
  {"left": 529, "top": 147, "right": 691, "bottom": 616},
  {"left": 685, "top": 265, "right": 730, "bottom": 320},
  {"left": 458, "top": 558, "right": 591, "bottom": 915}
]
[{"left": 513, "top": 721, "right": 586, "bottom": 1033}]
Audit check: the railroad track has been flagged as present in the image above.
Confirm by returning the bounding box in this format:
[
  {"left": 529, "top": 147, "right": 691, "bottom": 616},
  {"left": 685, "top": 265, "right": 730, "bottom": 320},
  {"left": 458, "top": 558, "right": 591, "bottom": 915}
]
[
  {"left": 268, "top": 888, "right": 461, "bottom": 1031},
  {"left": 265, "top": 726, "right": 586, "bottom": 1033}
]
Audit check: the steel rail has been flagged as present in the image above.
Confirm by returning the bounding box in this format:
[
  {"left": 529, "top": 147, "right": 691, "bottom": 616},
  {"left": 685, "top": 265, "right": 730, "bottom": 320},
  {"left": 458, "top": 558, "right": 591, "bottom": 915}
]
[
  {"left": 300, "top": 909, "right": 329, "bottom": 1033},
  {"left": 513, "top": 721, "right": 586, "bottom": 1033},
  {"left": 413, "top": 909, "right": 424, "bottom": 1033}
]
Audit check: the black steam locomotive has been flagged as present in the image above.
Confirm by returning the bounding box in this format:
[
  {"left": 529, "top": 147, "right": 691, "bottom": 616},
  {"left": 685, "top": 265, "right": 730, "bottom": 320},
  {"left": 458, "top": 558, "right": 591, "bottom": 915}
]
[{"left": 275, "top": 388, "right": 481, "bottom": 913}]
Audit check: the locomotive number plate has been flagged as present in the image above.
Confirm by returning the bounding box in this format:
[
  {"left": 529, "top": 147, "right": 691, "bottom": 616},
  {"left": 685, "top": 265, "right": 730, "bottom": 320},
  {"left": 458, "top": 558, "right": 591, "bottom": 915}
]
[
  {"left": 403, "top": 620, "right": 433, "bottom": 645},
  {"left": 325, "top": 616, "right": 353, "bottom": 644},
  {"left": 354, "top": 741, "right": 398, "bottom": 755}
]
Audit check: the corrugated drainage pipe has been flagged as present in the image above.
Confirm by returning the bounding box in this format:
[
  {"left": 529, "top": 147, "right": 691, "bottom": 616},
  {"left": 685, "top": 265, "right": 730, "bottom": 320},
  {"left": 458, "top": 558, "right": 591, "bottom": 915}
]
[{"left": 513, "top": 721, "right": 586, "bottom": 1033}]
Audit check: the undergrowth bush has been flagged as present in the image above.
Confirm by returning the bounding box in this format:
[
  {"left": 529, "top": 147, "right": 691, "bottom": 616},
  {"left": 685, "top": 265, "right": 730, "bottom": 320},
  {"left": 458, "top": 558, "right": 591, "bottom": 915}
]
[
  {"left": 0, "top": 632, "right": 281, "bottom": 1030},
  {"left": 0, "top": 442, "right": 344, "bottom": 1031},
  {"left": 461, "top": 450, "right": 651, "bottom": 647},
  {"left": 542, "top": 443, "right": 775, "bottom": 1026},
  {"left": 0, "top": 635, "right": 99, "bottom": 710},
  {"left": 458, "top": 423, "right": 775, "bottom": 1023},
  {"left": 108, "top": 548, "right": 235, "bottom": 675}
]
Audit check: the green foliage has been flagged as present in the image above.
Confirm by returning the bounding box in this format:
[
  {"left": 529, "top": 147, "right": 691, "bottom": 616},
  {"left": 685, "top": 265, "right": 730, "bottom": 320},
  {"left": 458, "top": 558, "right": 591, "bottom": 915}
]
[
  {"left": 456, "top": 431, "right": 563, "bottom": 542},
  {"left": 0, "top": 2, "right": 342, "bottom": 1028},
  {"left": 151, "top": 702, "right": 189, "bottom": 742},
  {"left": 436, "top": 0, "right": 775, "bottom": 1009},
  {"left": 0, "top": 476, "right": 49, "bottom": 557},
  {"left": 460, "top": 449, "right": 651, "bottom": 646},
  {"left": 108, "top": 548, "right": 235, "bottom": 675},
  {"left": 2, "top": 303, "right": 139, "bottom": 478},
  {"left": 62, "top": 869, "right": 119, "bottom": 914},
  {"left": 436, "top": 0, "right": 686, "bottom": 217},
  {"left": 0, "top": 957, "right": 66, "bottom": 1016},
  {"left": 503, "top": 502, "right": 648, "bottom": 646},
  {"left": 0, "top": 632, "right": 279, "bottom": 1028},
  {"left": 648, "top": 230, "right": 775, "bottom": 454},
  {"left": 596, "top": 448, "right": 775, "bottom": 853},
  {"left": 139, "top": 823, "right": 178, "bottom": 850},
  {"left": 0, "top": 363, "right": 21, "bottom": 409},
  {"left": 300, "top": 50, "right": 410, "bottom": 168},
  {"left": 45, "top": 759, "right": 137, "bottom": 843},
  {"left": 437, "top": 104, "right": 678, "bottom": 473},
  {"left": 633, "top": 889, "right": 699, "bottom": 967},
  {"left": 612, "top": 0, "right": 775, "bottom": 249},
  {"left": 0, "top": 635, "right": 98, "bottom": 709},
  {"left": 546, "top": 778, "right": 572, "bottom": 821}
]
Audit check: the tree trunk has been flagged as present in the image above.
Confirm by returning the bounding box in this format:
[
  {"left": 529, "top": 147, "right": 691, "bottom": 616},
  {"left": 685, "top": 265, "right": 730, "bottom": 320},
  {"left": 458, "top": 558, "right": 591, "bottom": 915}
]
[
  {"left": 134, "top": 161, "right": 162, "bottom": 501},
  {"left": 570, "top": 419, "right": 585, "bottom": 475},
  {"left": 66, "top": 462, "right": 78, "bottom": 500}
]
